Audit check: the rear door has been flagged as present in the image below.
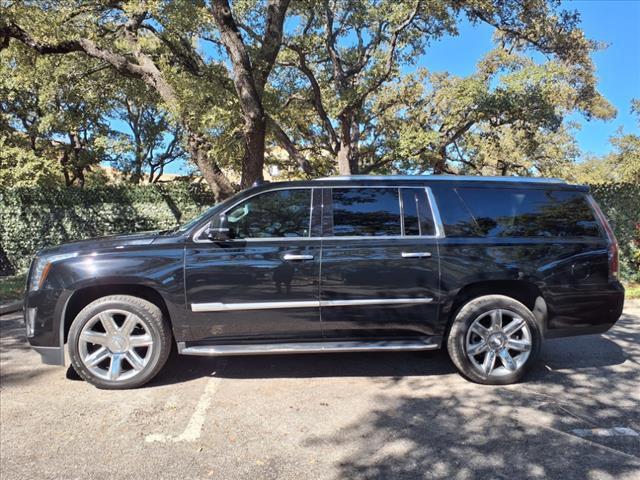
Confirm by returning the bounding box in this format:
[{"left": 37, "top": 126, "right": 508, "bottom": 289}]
[
  {"left": 184, "top": 187, "right": 323, "bottom": 343},
  {"left": 319, "top": 186, "right": 442, "bottom": 340}
]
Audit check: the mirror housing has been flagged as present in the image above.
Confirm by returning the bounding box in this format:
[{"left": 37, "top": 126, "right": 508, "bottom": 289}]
[{"left": 206, "top": 213, "right": 230, "bottom": 241}]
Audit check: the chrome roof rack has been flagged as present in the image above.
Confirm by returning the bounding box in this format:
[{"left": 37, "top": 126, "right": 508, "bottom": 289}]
[{"left": 313, "top": 175, "right": 567, "bottom": 184}]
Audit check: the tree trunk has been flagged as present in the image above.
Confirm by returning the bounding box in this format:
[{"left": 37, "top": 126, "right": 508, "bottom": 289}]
[
  {"left": 336, "top": 112, "right": 359, "bottom": 175},
  {"left": 187, "top": 132, "right": 236, "bottom": 201},
  {"left": 240, "top": 114, "right": 266, "bottom": 188}
]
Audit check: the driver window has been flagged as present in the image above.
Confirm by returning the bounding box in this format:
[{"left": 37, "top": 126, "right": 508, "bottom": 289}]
[{"left": 226, "top": 189, "right": 312, "bottom": 239}]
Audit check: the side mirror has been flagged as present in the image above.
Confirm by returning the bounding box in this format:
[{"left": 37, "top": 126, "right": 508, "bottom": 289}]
[{"left": 207, "top": 213, "right": 230, "bottom": 241}]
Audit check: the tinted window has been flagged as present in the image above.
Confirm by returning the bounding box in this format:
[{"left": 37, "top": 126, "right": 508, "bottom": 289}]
[
  {"left": 331, "top": 188, "right": 401, "bottom": 236},
  {"left": 431, "top": 187, "right": 480, "bottom": 237},
  {"left": 456, "top": 188, "right": 600, "bottom": 238},
  {"left": 226, "top": 189, "right": 311, "bottom": 239},
  {"left": 401, "top": 188, "right": 435, "bottom": 236}
]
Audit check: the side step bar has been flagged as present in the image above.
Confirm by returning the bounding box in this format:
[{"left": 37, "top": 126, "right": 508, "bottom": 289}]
[{"left": 178, "top": 339, "right": 440, "bottom": 357}]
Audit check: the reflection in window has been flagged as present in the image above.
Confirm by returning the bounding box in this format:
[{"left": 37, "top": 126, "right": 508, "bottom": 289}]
[
  {"left": 332, "top": 188, "right": 401, "bottom": 236},
  {"left": 226, "top": 189, "right": 311, "bottom": 239},
  {"left": 402, "top": 188, "right": 435, "bottom": 236},
  {"left": 456, "top": 188, "right": 600, "bottom": 238}
]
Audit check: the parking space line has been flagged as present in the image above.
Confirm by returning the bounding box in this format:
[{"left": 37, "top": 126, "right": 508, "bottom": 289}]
[
  {"left": 145, "top": 359, "right": 227, "bottom": 443},
  {"left": 571, "top": 427, "right": 639, "bottom": 438}
]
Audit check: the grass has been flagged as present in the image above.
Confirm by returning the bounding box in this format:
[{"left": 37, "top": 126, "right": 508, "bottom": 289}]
[
  {"left": 0, "top": 273, "right": 26, "bottom": 304},
  {"left": 625, "top": 283, "right": 640, "bottom": 300}
]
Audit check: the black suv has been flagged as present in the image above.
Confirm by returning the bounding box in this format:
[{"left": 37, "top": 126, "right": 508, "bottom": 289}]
[{"left": 24, "top": 176, "right": 624, "bottom": 389}]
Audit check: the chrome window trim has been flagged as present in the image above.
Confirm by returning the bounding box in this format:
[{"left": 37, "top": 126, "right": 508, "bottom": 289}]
[
  {"left": 191, "top": 296, "right": 433, "bottom": 312},
  {"left": 192, "top": 184, "right": 445, "bottom": 243}
]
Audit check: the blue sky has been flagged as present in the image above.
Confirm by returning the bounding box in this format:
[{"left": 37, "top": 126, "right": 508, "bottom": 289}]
[
  {"left": 421, "top": 0, "right": 640, "bottom": 157},
  {"left": 148, "top": 0, "right": 640, "bottom": 174}
]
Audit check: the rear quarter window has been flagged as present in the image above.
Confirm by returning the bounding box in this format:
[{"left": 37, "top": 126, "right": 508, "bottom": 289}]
[{"left": 455, "top": 188, "right": 601, "bottom": 238}]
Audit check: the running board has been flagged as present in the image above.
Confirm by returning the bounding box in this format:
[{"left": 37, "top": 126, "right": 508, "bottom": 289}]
[{"left": 177, "top": 339, "right": 440, "bottom": 357}]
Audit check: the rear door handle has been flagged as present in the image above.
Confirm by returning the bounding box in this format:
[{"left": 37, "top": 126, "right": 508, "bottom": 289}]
[
  {"left": 283, "top": 254, "right": 314, "bottom": 261},
  {"left": 401, "top": 252, "right": 432, "bottom": 259}
]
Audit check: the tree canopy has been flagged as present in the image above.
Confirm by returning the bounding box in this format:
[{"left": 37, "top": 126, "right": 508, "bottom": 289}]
[{"left": 0, "top": 0, "right": 622, "bottom": 197}]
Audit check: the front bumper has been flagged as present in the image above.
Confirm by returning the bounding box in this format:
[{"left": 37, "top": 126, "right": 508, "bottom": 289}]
[{"left": 24, "top": 287, "right": 70, "bottom": 366}]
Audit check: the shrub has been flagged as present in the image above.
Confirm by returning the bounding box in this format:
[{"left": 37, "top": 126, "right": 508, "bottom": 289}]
[
  {"left": 0, "top": 183, "right": 215, "bottom": 272},
  {"left": 590, "top": 183, "right": 640, "bottom": 283}
]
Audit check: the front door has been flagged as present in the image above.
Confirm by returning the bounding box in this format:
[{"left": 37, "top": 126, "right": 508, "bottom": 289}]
[
  {"left": 319, "top": 186, "right": 441, "bottom": 339},
  {"left": 184, "top": 187, "right": 322, "bottom": 343}
]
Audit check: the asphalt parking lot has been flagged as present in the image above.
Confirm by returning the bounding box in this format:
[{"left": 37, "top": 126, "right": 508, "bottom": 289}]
[{"left": 1, "top": 304, "right": 639, "bottom": 480}]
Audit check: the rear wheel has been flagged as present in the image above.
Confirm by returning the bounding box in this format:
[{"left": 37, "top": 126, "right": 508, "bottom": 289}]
[
  {"left": 68, "top": 295, "right": 172, "bottom": 389},
  {"left": 447, "top": 295, "right": 541, "bottom": 385}
]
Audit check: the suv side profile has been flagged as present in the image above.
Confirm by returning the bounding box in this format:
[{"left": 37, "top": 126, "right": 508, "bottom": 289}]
[{"left": 24, "top": 176, "right": 625, "bottom": 388}]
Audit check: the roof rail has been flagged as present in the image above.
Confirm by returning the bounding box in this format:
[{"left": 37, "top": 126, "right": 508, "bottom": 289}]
[{"left": 313, "top": 175, "right": 567, "bottom": 184}]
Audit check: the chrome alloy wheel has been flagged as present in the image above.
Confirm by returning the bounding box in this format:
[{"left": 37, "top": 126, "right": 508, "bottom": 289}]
[
  {"left": 78, "top": 309, "right": 154, "bottom": 382},
  {"left": 465, "top": 308, "right": 532, "bottom": 378}
]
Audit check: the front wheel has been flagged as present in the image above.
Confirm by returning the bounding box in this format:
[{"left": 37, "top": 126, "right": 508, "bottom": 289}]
[
  {"left": 447, "top": 295, "right": 541, "bottom": 385},
  {"left": 68, "top": 295, "right": 172, "bottom": 389}
]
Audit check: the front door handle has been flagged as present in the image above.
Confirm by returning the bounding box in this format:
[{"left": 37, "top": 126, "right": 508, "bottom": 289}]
[
  {"left": 283, "top": 254, "right": 314, "bottom": 261},
  {"left": 401, "top": 252, "right": 432, "bottom": 259}
]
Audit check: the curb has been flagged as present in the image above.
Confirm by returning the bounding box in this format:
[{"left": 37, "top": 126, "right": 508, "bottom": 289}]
[{"left": 0, "top": 300, "right": 23, "bottom": 317}]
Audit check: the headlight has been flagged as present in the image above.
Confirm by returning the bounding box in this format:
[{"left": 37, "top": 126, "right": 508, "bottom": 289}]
[{"left": 29, "top": 252, "right": 78, "bottom": 291}]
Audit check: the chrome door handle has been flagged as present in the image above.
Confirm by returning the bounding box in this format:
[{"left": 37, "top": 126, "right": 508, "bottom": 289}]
[
  {"left": 401, "top": 252, "right": 432, "bottom": 258},
  {"left": 283, "top": 254, "right": 314, "bottom": 261}
]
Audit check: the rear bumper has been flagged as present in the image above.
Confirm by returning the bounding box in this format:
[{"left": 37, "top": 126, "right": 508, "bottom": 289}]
[{"left": 545, "top": 281, "right": 625, "bottom": 338}]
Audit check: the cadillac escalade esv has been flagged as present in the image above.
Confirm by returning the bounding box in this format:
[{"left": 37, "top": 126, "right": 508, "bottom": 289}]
[{"left": 24, "top": 175, "right": 625, "bottom": 388}]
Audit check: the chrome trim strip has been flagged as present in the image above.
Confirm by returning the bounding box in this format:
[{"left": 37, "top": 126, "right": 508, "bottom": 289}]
[
  {"left": 191, "top": 300, "right": 319, "bottom": 312},
  {"left": 282, "top": 254, "right": 314, "bottom": 261},
  {"left": 178, "top": 339, "right": 439, "bottom": 356},
  {"left": 191, "top": 297, "right": 433, "bottom": 312},
  {"left": 401, "top": 252, "right": 432, "bottom": 258},
  {"left": 320, "top": 298, "right": 433, "bottom": 307}
]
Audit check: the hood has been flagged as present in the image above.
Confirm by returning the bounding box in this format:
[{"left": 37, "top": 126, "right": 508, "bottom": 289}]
[{"left": 37, "top": 231, "right": 161, "bottom": 257}]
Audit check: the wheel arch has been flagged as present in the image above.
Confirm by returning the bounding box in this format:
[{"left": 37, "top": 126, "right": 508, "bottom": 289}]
[
  {"left": 62, "top": 284, "right": 173, "bottom": 345},
  {"left": 443, "top": 280, "right": 548, "bottom": 340}
]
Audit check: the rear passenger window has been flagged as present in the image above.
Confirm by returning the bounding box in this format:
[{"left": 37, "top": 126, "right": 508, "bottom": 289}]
[
  {"left": 456, "top": 188, "right": 600, "bottom": 238},
  {"left": 331, "top": 188, "right": 401, "bottom": 236},
  {"left": 401, "top": 188, "right": 435, "bottom": 236}
]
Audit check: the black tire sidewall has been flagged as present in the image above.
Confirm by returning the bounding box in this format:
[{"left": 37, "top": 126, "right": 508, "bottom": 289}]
[
  {"left": 447, "top": 295, "right": 541, "bottom": 385},
  {"left": 68, "top": 296, "right": 170, "bottom": 389}
]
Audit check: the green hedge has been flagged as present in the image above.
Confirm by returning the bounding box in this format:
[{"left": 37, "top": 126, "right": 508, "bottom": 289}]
[
  {"left": 0, "top": 183, "right": 215, "bottom": 273},
  {"left": 1, "top": 182, "right": 638, "bottom": 281},
  {"left": 590, "top": 183, "right": 640, "bottom": 282}
]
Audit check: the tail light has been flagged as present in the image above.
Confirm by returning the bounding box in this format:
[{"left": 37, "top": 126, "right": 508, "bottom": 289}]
[{"left": 587, "top": 195, "right": 619, "bottom": 279}]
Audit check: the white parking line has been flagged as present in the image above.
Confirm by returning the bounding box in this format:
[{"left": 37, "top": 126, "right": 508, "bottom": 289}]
[
  {"left": 571, "top": 427, "right": 639, "bottom": 438},
  {"left": 145, "top": 359, "right": 227, "bottom": 443}
]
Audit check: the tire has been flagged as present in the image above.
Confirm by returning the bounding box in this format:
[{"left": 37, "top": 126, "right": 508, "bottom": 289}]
[
  {"left": 446, "top": 294, "right": 541, "bottom": 385},
  {"left": 68, "top": 295, "right": 172, "bottom": 390}
]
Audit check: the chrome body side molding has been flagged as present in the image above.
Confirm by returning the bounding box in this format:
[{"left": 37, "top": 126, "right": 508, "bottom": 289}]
[
  {"left": 177, "top": 338, "right": 440, "bottom": 356},
  {"left": 191, "top": 297, "right": 433, "bottom": 312}
]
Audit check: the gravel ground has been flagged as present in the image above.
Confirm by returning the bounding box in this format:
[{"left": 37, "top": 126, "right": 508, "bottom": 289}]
[{"left": 1, "top": 303, "right": 639, "bottom": 480}]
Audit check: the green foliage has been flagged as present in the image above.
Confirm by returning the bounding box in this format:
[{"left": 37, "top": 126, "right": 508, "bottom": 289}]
[
  {"left": 1, "top": 182, "right": 638, "bottom": 283},
  {"left": 0, "top": 273, "right": 26, "bottom": 303},
  {"left": 568, "top": 99, "right": 640, "bottom": 185},
  {"left": 0, "top": 183, "right": 215, "bottom": 272},
  {"left": 590, "top": 183, "right": 640, "bottom": 283}
]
